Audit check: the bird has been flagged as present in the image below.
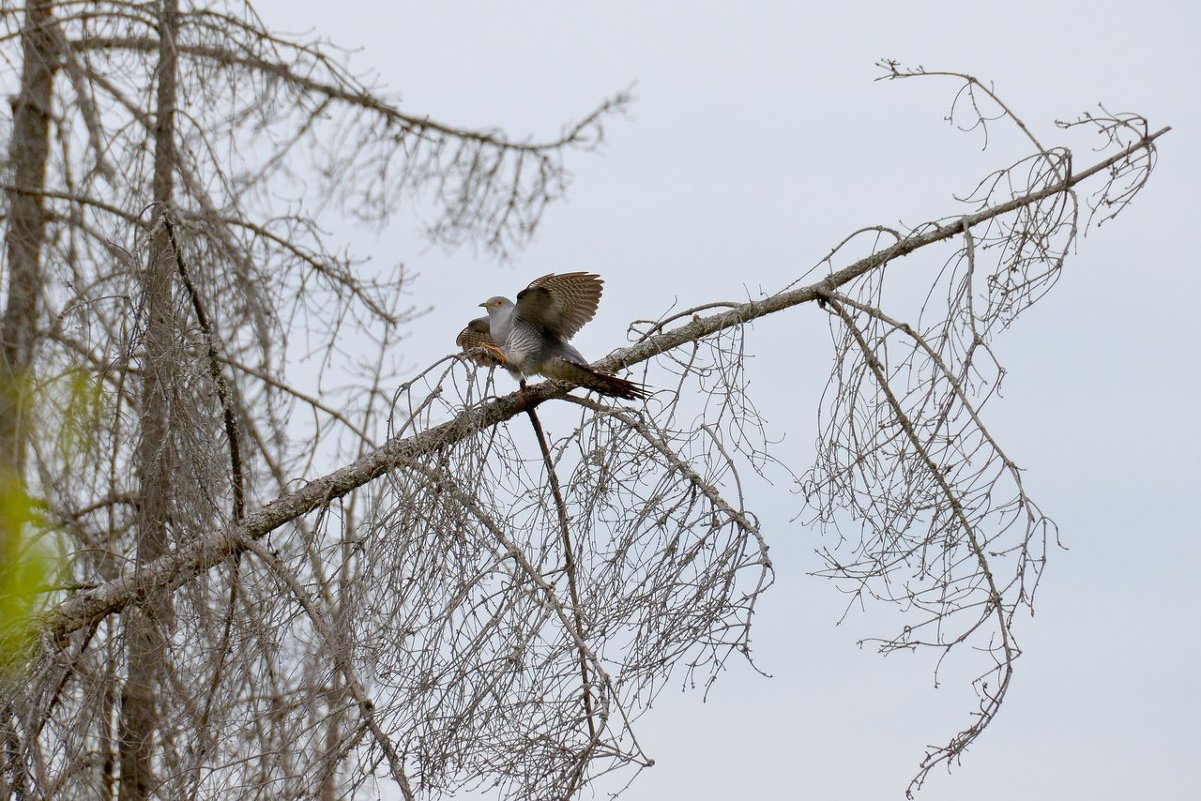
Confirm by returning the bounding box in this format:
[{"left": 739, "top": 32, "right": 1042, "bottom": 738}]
[{"left": 456, "top": 271, "right": 648, "bottom": 400}]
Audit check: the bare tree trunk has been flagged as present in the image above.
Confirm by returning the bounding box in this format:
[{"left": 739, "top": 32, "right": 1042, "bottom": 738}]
[
  {"left": 119, "top": 1, "right": 179, "bottom": 798},
  {"left": 1, "top": 3, "right": 56, "bottom": 799},
  {"left": 0, "top": 0, "right": 54, "bottom": 475}
]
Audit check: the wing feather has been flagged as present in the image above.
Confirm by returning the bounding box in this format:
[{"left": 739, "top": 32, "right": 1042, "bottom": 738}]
[
  {"left": 514, "top": 272, "right": 603, "bottom": 340},
  {"left": 456, "top": 316, "right": 504, "bottom": 366}
]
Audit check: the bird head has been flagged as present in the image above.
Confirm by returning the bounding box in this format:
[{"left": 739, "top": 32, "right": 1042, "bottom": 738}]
[{"left": 479, "top": 296, "right": 512, "bottom": 312}]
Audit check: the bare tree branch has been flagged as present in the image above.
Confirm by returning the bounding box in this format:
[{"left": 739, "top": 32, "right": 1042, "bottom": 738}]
[{"left": 39, "top": 120, "right": 1165, "bottom": 642}]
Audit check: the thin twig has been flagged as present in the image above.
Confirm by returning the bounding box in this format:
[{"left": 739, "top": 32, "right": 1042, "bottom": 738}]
[{"left": 525, "top": 406, "right": 597, "bottom": 748}]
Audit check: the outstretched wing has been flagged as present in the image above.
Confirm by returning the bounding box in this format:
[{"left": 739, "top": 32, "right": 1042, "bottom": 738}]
[
  {"left": 514, "top": 272, "right": 603, "bottom": 341},
  {"left": 456, "top": 316, "right": 505, "bottom": 367}
]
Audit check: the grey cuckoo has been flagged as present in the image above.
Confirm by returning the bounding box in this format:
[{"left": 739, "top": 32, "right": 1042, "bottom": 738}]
[{"left": 456, "top": 272, "right": 647, "bottom": 400}]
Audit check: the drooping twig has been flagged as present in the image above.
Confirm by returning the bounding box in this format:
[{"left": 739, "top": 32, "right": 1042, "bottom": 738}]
[
  {"left": 162, "top": 213, "right": 246, "bottom": 793},
  {"left": 162, "top": 214, "right": 243, "bottom": 521},
  {"left": 524, "top": 405, "right": 597, "bottom": 746},
  {"left": 820, "top": 291, "right": 1014, "bottom": 796},
  {"left": 237, "top": 535, "right": 415, "bottom": 801}
]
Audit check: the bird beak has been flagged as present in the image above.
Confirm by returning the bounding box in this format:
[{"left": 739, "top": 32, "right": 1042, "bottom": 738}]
[{"left": 479, "top": 302, "right": 487, "bottom": 308}]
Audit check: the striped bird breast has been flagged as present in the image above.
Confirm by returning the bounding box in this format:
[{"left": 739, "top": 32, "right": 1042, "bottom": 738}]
[{"left": 506, "top": 324, "right": 552, "bottom": 375}]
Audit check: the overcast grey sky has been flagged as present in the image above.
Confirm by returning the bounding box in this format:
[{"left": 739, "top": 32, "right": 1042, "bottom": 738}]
[{"left": 264, "top": 1, "right": 1198, "bottom": 798}]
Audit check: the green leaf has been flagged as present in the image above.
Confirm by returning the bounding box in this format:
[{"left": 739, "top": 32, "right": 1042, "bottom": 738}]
[{"left": 0, "top": 474, "right": 50, "bottom": 676}]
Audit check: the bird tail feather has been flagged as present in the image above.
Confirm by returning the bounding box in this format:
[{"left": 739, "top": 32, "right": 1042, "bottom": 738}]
[{"left": 543, "top": 358, "right": 648, "bottom": 400}]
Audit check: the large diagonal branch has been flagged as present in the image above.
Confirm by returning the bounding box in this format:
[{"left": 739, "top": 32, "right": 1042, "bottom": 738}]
[{"left": 37, "top": 126, "right": 1168, "bottom": 645}]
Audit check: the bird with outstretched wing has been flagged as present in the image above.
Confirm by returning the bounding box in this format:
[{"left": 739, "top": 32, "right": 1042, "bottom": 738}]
[{"left": 456, "top": 272, "right": 648, "bottom": 400}]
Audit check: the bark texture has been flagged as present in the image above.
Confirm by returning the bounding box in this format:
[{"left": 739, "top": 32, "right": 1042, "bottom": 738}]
[
  {"left": 118, "top": 1, "right": 180, "bottom": 797},
  {"left": 0, "top": 0, "right": 55, "bottom": 475},
  {"left": 0, "top": 4, "right": 55, "bottom": 795}
]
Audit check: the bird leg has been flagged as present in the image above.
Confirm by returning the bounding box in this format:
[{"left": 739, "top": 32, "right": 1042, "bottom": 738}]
[{"left": 483, "top": 342, "right": 507, "bottom": 366}]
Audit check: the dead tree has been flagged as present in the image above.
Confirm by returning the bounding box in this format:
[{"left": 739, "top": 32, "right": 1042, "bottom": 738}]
[
  {"left": 0, "top": 4, "right": 1169, "bottom": 798},
  {"left": 1, "top": 1, "right": 626, "bottom": 799}
]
